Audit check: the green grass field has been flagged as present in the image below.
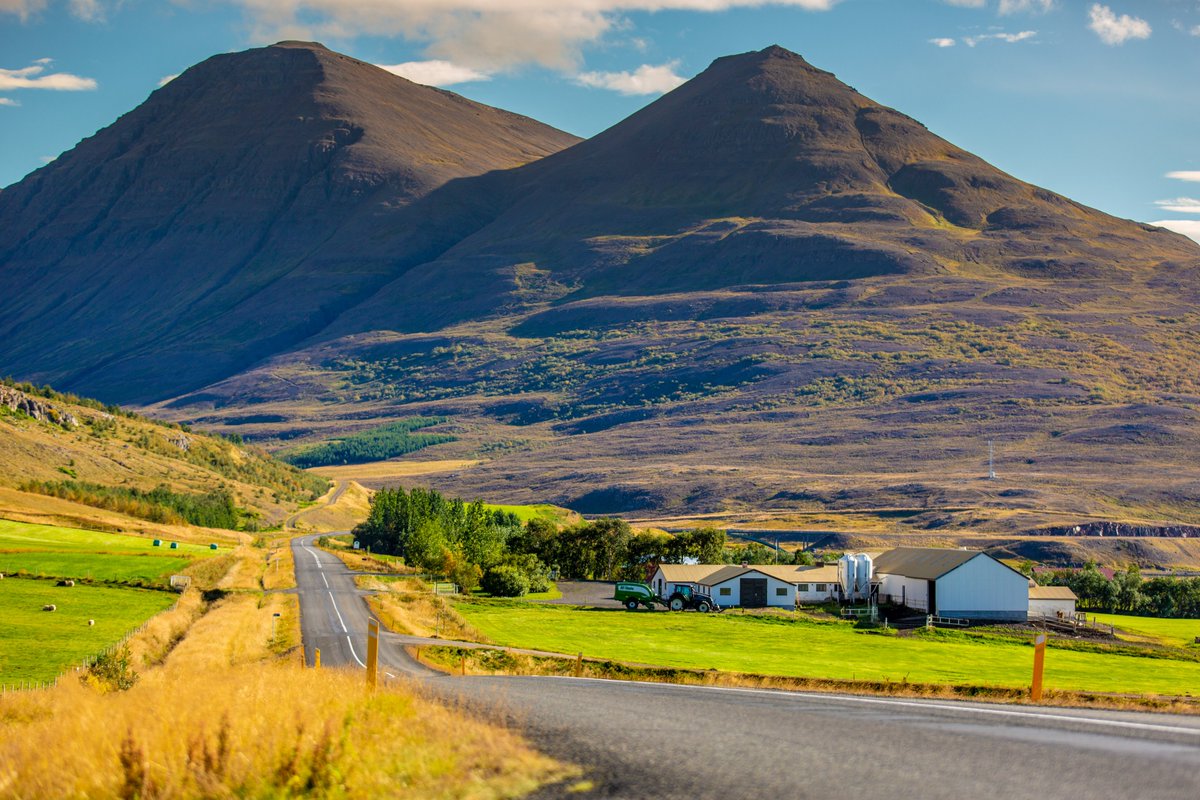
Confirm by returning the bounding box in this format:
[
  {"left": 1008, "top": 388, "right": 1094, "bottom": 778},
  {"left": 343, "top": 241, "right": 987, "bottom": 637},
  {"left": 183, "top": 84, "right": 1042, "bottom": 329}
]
[
  {"left": 1089, "top": 613, "right": 1200, "bottom": 649},
  {"left": 454, "top": 602, "right": 1200, "bottom": 697},
  {"left": 0, "top": 577, "right": 177, "bottom": 683},
  {"left": 484, "top": 504, "right": 578, "bottom": 525},
  {"left": 0, "top": 519, "right": 212, "bottom": 582}
]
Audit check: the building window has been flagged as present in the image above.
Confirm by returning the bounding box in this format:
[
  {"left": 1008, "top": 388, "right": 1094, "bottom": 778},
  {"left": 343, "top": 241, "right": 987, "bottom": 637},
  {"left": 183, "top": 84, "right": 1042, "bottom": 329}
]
[
  {"left": 719, "top": 587, "right": 732, "bottom": 596},
  {"left": 797, "top": 583, "right": 809, "bottom": 592},
  {"left": 815, "top": 584, "right": 827, "bottom": 592},
  {"left": 775, "top": 587, "right": 787, "bottom": 596}
]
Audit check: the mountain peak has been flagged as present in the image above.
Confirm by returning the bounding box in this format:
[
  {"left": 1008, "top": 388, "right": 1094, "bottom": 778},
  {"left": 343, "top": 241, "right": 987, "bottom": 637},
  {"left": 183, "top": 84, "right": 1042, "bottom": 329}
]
[{"left": 269, "top": 40, "right": 330, "bottom": 51}]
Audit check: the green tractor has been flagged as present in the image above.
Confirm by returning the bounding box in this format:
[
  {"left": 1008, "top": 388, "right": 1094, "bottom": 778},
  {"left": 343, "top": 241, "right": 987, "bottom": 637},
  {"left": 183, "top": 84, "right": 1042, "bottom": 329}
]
[{"left": 613, "top": 582, "right": 718, "bottom": 613}]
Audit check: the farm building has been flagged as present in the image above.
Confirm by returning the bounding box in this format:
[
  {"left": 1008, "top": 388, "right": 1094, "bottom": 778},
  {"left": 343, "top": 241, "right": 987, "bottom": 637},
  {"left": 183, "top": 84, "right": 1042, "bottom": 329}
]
[
  {"left": 1028, "top": 585, "right": 1078, "bottom": 618},
  {"left": 874, "top": 547, "right": 1029, "bottom": 621},
  {"left": 648, "top": 563, "right": 841, "bottom": 608}
]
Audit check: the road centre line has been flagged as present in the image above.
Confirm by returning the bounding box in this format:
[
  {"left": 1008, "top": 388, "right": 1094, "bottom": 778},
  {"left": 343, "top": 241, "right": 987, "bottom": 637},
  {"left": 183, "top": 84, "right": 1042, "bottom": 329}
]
[
  {"left": 346, "top": 635, "right": 366, "bottom": 668},
  {"left": 328, "top": 591, "right": 348, "bottom": 633},
  {"left": 321, "top": 573, "right": 329, "bottom": 588},
  {"left": 302, "top": 545, "right": 322, "bottom": 567},
  {"left": 542, "top": 676, "right": 1200, "bottom": 738}
]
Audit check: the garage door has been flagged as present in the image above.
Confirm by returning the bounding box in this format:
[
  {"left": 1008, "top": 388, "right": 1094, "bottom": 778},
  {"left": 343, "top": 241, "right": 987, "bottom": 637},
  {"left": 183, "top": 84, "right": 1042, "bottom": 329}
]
[{"left": 740, "top": 578, "right": 768, "bottom": 608}]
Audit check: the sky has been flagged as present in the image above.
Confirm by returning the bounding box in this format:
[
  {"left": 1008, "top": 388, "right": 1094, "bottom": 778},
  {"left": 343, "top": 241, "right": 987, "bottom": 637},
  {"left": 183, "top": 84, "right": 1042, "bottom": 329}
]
[{"left": 1, "top": 0, "right": 1198, "bottom": 241}]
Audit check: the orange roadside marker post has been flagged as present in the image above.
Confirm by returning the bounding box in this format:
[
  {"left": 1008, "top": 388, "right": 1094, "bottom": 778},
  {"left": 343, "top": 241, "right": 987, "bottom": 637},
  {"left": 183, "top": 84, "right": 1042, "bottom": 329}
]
[
  {"left": 314, "top": 648, "right": 321, "bottom": 669},
  {"left": 1031, "top": 633, "right": 1047, "bottom": 702},
  {"left": 367, "top": 619, "right": 379, "bottom": 689}
]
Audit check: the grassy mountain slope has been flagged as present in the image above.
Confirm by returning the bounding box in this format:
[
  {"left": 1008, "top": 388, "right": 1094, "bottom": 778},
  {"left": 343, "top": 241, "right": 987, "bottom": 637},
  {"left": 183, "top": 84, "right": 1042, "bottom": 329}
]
[
  {"left": 0, "top": 41, "right": 579, "bottom": 403},
  {"left": 1, "top": 381, "right": 327, "bottom": 535}
]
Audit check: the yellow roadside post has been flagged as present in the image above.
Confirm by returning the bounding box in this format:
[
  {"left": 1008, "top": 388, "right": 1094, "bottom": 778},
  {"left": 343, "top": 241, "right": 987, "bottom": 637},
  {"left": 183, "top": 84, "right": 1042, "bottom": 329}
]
[
  {"left": 314, "top": 648, "right": 321, "bottom": 669},
  {"left": 1031, "top": 633, "right": 1048, "bottom": 702},
  {"left": 460, "top": 652, "right": 466, "bottom": 676},
  {"left": 367, "top": 619, "right": 379, "bottom": 689},
  {"left": 575, "top": 652, "right": 583, "bottom": 678}
]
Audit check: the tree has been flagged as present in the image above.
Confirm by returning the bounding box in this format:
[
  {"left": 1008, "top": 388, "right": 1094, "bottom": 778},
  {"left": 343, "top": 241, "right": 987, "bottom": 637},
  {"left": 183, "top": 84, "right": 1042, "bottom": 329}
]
[
  {"left": 407, "top": 519, "right": 448, "bottom": 572},
  {"left": 481, "top": 565, "right": 530, "bottom": 597}
]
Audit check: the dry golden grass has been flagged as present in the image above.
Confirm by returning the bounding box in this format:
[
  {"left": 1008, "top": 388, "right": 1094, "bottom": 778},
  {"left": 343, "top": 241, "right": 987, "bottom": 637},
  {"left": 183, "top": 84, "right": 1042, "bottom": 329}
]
[
  {"left": 0, "top": 486, "right": 247, "bottom": 546},
  {"left": 262, "top": 541, "right": 297, "bottom": 591},
  {"left": 308, "top": 460, "right": 480, "bottom": 481},
  {"left": 124, "top": 589, "right": 207, "bottom": 669},
  {"left": 286, "top": 480, "right": 373, "bottom": 533},
  {"left": 0, "top": 660, "right": 569, "bottom": 799},
  {"left": 361, "top": 577, "right": 490, "bottom": 642}
]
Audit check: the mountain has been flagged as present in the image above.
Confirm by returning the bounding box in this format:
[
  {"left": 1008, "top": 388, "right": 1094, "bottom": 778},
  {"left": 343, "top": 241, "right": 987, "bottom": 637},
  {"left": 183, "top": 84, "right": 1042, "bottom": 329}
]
[
  {"left": 7, "top": 43, "right": 1200, "bottom": 546},
  {"left": 0, "top": 41, "right": 579, "bottom": 403},
  {"left": 336, "top": 45, "right": 1197, "bottom": 333}
]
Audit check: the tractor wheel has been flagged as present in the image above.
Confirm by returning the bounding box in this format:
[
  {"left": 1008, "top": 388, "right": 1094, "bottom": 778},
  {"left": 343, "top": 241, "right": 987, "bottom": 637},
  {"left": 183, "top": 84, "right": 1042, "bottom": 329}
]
[
  {"left": 625, "top": 599, "right": 640, "bottom": 611},
  {"left": 669, "top": 597, "right": 685, "bottom": 612},
  {"left": 697, "top": 601, "right": 712, "bottom": 613}
]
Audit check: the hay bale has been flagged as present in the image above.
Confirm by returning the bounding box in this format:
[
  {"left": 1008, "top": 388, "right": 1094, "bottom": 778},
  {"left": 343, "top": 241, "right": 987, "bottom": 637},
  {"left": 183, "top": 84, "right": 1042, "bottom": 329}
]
[
  {"left": 88, "top": 619, "right": 95, "bottom": 626},
  {"left": 56, "top": 579, "right": 75, "bottom": 587},
  {"left": 42, "top": 604, "right": 56, "bottom": 612}
]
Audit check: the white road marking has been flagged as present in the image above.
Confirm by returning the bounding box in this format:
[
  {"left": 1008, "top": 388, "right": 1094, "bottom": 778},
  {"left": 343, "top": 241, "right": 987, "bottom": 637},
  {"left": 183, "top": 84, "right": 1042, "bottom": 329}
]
[
  {"left": 540, "top": 677, "right": 1200, "bottom": 738},
  {"left": 346, "top": 635, "right": 366, "bottom": 668},
  {"left": 386, "top": 672, "right": 397, "bottom": 679},
  {"left": 328, "top": 591, "right": 348, "bottom": 633},
  {"left": 302, "top": 545, "right": 322, "bottom": 567},
  {"left": 321, "top": 573, "right": 329, "bottom": 589}
]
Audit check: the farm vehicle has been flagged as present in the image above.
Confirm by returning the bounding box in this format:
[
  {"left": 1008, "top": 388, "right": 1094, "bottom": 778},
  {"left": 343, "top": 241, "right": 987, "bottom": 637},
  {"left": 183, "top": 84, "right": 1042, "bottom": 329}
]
[{"left": 613, "top": 582, "right": 719, "bottom": 612}]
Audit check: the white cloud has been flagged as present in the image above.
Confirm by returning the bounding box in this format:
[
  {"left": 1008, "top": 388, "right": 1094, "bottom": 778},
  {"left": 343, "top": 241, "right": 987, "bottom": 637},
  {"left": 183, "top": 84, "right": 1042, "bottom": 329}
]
[
  {"left": 929, "top": 37, "right": 957, "bottom": 47},
  {"left": 998, "top": 0, "right": 1053, "bottom": 13},
  {"left": 0, "top": 61, "right": 98, "bottom": 91},
  {"left": 1153, "top": 220, "right": 1200, "bottom": 243},
  {"left": 575, "top": 61, "right": 687, "bottom": 95},
  {"left": 942, "top": 0, "right": 1052, "bottom": 11},
  {"left": 1155, "top": 198, "right": 1200, "bottom": 214},
  {"left": 1088, "top": 4, "right": 1151, "bottom": 45},
  {"left": 963, "top": 29, "right": 1037, "bottom": 46},
  {"left": 227, "top": 1, "right": 838, "bottom": 72},
  {"left": 0, "top": 0, "right": 48, "bottom": 21},
  {"left": 1167, "top": 171, "right": 1200, "bottom": 183},
  {"left": 0, "top": 97, "right": 18, "bottom": 106},
  {"left": 377, "top": 60, "right": 491, "bottom": 86},
  {"left": 157, "top": 74, "right": 179, "bottom": 87},
  {"left": 68, "top": 0, "right": 102, "bottom": 21}
]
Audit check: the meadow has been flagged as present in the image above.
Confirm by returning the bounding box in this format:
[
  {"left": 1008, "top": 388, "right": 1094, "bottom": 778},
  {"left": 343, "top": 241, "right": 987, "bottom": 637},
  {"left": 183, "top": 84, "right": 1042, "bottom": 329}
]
[
  {"left": 0, "top": 519, "right": 215, "bottom": 583},
  {"left": 1090, "top": 613, "right": 1200, "bottom": 649},
  {"left": 0, "top": 578, "right": 176, "bottom": 684},
  {"left": 453, "top": 602, "right": 1200, "bottom": 697}
]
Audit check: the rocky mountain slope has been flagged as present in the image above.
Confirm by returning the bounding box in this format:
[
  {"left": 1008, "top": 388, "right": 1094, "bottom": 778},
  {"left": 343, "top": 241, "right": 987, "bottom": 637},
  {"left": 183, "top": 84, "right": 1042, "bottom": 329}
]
[{"left": 0, "top": 41, "right": 578, "bottom": 403}]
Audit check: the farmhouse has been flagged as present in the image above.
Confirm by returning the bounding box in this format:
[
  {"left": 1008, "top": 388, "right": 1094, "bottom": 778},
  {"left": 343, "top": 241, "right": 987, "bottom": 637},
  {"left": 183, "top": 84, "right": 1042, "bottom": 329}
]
[
  {"left": 648, "top": 563, "right": 841, "bottom": 608},
  {"left": 1028, "top": 584, "right": 1078, "bottom": 618},
  {"left": 874, "top": 547, "right": 1029, "bottom": 621}
]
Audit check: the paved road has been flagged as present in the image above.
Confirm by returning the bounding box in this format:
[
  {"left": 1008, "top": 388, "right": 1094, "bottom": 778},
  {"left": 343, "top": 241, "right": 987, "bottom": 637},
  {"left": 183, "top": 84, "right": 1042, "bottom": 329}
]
[{"left": 291, "top": 535, "right": 1200, "bottom": 799}]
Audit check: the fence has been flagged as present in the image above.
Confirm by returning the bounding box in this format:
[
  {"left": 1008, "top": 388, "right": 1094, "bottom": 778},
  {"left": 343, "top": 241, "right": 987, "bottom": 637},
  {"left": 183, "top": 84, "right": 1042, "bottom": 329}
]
[{"left": 0, "top": 594, "right": 182, "bottom": 695}]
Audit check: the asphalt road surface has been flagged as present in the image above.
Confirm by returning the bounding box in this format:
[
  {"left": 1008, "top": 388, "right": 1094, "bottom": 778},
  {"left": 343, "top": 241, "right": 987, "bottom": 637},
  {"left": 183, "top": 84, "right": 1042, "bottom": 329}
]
[{"left": 291, "top": 535, "right": 1200, "bottom": 799}]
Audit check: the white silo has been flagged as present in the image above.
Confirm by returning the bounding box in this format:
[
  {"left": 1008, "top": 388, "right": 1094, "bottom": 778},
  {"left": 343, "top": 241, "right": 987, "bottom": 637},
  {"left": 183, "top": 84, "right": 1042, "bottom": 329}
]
[
  {"left": 838, "top": 553, "right": 857, "bottom": 601},
  {"left": 854, "top": 553, "right": 873, "bottom": 599}
]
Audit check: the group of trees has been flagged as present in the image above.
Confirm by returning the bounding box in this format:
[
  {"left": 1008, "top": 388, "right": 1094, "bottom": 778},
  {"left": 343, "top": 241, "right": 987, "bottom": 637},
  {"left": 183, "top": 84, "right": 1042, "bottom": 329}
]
[
  {"left": 1042, "top": 563, "right": 1200, "bottom": 618},
  {"left": 353, "top": 486, "right": 819, "bottom": 596},
  {"left": 284, "top": 418, "right": 454, "bottom": 469},
  {"left": 20, "top": 479, "right": 241, "bottom": 529}
]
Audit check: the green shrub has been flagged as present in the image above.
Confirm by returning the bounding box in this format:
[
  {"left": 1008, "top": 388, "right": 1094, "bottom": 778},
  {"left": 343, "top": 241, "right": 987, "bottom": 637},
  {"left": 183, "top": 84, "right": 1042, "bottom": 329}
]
[{"left": 481, "top": 565, "right": 529, "bottom": 598}]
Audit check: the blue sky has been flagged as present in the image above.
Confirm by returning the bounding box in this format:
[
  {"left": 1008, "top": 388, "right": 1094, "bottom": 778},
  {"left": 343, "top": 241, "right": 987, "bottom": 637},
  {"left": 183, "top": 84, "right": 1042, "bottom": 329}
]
[{"left": 1, "top": 0, "right": 1198, "bottom": 240}]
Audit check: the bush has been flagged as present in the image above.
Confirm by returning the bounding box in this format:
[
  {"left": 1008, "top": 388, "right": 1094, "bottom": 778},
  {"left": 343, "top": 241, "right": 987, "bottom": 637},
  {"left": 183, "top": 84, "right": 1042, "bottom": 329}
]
[
  {"left": 481, "top": 565, "right": 529, "bottom": 598},
  {"left": 83, "top": 645, "right": 139, "bottom": 692},
  {"left": 526, "top": 571, "right": 552, "bottom": 594}
]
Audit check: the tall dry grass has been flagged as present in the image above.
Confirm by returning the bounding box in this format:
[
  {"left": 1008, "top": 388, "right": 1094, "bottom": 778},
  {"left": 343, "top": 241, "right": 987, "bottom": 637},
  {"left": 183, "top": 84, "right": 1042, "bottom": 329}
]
[
  {"left": 0, "top": 663, "right": 566, "bottom": 799},
  {"left": 0, "top": 581, "right": 569, "bottom": 799},
  {"left": 360, "top": 577, "right": 489, "bottom": 642}
]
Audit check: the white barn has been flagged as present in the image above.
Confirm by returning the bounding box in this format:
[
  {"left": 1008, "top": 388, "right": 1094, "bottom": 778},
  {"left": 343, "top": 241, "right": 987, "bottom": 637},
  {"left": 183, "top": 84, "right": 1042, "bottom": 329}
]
[
  {"left": 874, "top": 547, "right": 1029, "bottom": 621},
  {"left": 1028, "top": 585, "right": 1078, "bottom": 618},
  {"left": 647, "top": 563, "right": 842, "bottom": 608},
  {"left": 700, "top": 566, "right": 797, "bottom": 608}
]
